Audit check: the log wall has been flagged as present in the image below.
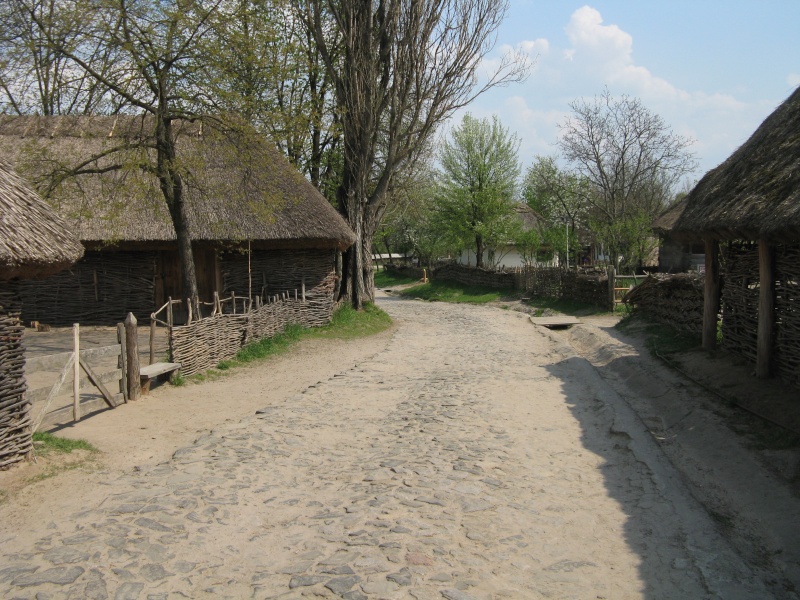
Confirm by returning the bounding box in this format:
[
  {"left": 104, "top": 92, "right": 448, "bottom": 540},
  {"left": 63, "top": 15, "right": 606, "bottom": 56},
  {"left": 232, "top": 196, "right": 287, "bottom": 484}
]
[{"left": 0, "top": 284, "right": 32, "bottom": 469}]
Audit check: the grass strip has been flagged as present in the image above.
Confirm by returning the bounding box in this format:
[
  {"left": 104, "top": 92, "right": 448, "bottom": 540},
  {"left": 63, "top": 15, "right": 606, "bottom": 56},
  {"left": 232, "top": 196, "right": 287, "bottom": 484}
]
[
  {"left": 32, "top": 432, "right": 98, "bottom": 455},
  {"left": 374, "top": 269, "right": 421, "bottom": 288},
  {"left": 177, "top": 303, "right": 392, "bottom": 383},
  {"left": 399, "top": 280, "right": 506, "bottom": 304}
]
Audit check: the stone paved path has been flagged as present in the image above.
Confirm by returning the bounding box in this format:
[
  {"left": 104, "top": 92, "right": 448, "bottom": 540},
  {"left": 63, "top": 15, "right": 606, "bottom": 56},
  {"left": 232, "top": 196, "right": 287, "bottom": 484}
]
[{"left": 0, "top": 297, "right": 771, "bottom": 599}]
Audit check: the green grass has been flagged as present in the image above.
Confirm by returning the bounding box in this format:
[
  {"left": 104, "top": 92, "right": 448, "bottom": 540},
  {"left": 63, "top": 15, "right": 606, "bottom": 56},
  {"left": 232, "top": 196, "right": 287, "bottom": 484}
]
[
  {"left": 32, "top": 432, "right": 98, "bottom": 456},
  {"left": 374, "top": 269, "right": 420, "bottom": 288},
  {"left": 399, "top": 280, "right": 506, "bottom": 304},
  {"left": 172, "top": 303, "right": 393, "bottom": 384},
  {"left": 310, "top": 302, "right": 393, "bottom": 340}
]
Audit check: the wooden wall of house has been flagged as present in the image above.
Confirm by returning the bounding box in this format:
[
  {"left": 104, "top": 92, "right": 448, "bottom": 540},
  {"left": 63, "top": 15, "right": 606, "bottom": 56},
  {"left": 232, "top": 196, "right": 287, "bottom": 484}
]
[
  {"left": 221, "top": 248, "right": 337, "bottom": 303},
  {"left": 19, "top": 251, "right": 156, "bottom": 326}
]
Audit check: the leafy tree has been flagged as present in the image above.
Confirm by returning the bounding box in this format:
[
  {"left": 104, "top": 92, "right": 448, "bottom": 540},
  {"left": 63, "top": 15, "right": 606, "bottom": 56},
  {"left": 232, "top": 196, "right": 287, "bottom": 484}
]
[
  {"left": 557, "top": 89, "right": 697, "bottom": 270},
  {"left": 435, "top": 114, "right": 520, "bottom": 268},
  {"left": 301, "top": 0, "right": 529, "bottom": 307},
  {"left": 13, "top": 0, "right": 279, "bottom": 309}
]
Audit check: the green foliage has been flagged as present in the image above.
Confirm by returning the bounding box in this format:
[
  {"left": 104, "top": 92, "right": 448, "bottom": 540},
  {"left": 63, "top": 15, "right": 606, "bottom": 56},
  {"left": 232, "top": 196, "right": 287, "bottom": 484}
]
[
  {"left": 435, "top": 114, "right": 521, "bottom": 268},
  {"left": 32, "top": 432, "right": 98, "bottom": 455},
  {"left": 399, "top": 280, "right": 504, "bottom": 304}
]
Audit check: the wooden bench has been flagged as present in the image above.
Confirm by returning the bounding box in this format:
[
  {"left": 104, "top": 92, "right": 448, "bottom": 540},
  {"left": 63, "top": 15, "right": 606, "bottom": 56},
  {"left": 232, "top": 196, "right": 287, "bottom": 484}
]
[{"left": 139, "top": 362, "right": 181, "bottom": 394}]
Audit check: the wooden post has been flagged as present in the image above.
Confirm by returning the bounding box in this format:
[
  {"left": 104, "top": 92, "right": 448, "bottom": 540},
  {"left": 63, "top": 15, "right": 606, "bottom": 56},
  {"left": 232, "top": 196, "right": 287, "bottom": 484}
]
[
  {"left": 167, "top": 297, "right": 173, "bottom": 328},
  {"left": 231, "top": 291, "right": 236, "bottom": 314},
  {"left": 213, "top": 290, "right": 220, "bottom": 314},
  {"left": 301, "top": 277, "right": 306, "bottom": 301},
  {"left": 125, "top": 312, "right": 141, "bottom": 401},
  {"left": 186, "top": 297, "right": 193, "bottom": 324},
  {"left": 607, "top": 266, "right": 615, "bottom": 310},
  {"left": 757, "top": 239, "right": 775, "bottom": 378},
  {"left": 72, "top": 323, "right": 80, "bottom": 422},
  {"left": 702, "top": 239, "right": 721, "bottom": 351},
  {"left": 118, "top": 322, "right": 128, "bottom": 403},
  {"left": 149, "top": 317, "right": 156, "bottom": 365}
]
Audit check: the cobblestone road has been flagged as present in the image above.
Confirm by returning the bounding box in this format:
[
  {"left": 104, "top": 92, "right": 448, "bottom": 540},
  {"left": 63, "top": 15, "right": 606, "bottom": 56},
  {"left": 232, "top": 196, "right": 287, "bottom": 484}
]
[{"left": 0, "top": 297, "right": 770, "bottom": 599}]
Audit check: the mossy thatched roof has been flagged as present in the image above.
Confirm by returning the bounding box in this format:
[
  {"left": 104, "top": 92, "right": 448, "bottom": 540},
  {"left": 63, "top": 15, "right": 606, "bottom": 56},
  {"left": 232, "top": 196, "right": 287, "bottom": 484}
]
[
  {"left": 0, "top": 160, "right": 83, "bottom": 281},
  {"left": 670, "top": 86, "right": 800, "bottom": 243},
  {"left": 652, "top": 197, "right": 687, "bottom": 236},
  {"left": 0, "top": 115, "right": 355, "bottom": 251}
]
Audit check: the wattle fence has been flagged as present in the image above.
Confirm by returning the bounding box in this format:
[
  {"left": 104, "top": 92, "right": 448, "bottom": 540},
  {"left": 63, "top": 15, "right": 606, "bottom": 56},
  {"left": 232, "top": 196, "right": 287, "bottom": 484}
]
[
  {"left": 389, "top": 263, "right": 615, "bottom": 311},
  {"left": 164, "top": 278, "right": 336, "bottom": 376}
]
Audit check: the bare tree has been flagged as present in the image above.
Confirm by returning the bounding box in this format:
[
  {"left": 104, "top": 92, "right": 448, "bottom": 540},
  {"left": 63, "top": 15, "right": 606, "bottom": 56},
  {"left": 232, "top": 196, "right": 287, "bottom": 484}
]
[
  {"left": 0, "top": 0, "right": 119, "bottom": 115},
  {"left": 558, "top": 89, "right": 697, "bottom": 269},
  {"left": 302, "top": 0, "right": 529, "bottom": 308}
]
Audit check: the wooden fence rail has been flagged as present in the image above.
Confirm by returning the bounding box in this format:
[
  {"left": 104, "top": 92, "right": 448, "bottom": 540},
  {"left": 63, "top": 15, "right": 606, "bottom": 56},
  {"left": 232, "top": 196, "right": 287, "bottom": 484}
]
[{"left": 26, "top": 323, "right": 127, "bottom": 431}]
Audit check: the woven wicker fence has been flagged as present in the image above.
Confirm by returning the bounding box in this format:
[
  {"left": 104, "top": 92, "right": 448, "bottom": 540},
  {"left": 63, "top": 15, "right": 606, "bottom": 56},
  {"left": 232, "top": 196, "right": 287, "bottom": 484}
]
[
  {"left": 775, "top": 245, "right": 800, "bottom": 385},
  {"left": 432, "top": 263, "right": 517, "bottom": 289},
  {"left": 0, "top": 284, "right": 32, "bottom": 470},
  {"left": 18, "top": 251, "right": 156, "bottom": 326},
  {"left": 622, "top": 273, "right": 704, "bottom": 334},
  {"left": 721, "top": 242, "right": 759, "bottom": 364},
  {"left": 169, "top": 275, "right": 336, "bottom": 376}
]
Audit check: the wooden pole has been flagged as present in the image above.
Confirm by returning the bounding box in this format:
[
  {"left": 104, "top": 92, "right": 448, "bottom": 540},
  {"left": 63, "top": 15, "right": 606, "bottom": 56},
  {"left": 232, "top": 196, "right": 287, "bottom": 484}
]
[
  {"left": 756, "top": 239, "right": 775, "bottom": 378},
  {"left": 301, "top": 277, "right": 306, "bottom": 301},
  {"left": 72, "top": 323, "right": 80, "bottom": 422},
  {"left": 702, "top": 238, "right": 721, "bottom": 351},
  {"left": 125, "top": 312, "right": 141, "bottom": 401},
  {"left": 118, "top": 322, "right": 128, "bottom": 403},
  {"left": 167, "top": 297, "right": 173, "bottom": 328},
  {"left": 607, "top": 266, "right": 615, "bottom": 311},
  {"left": 186, "top": 297, "right": 192, "bottom": 324},
  {"left": 149, "top": 317, "right": 156, "bottom": 365}
]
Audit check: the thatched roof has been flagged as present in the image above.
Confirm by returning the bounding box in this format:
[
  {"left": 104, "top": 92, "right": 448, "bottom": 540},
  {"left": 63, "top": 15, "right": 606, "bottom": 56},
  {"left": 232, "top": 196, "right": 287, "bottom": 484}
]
[
  {"left": 0, "top": 160, "right": 83, "bottom": 280},
  {"left": 513, "top": 204, "right": 545, "bottom": 232},
  {"left": 0, "top": 115, "right": 355, "bottom": 251},
  {"left": 652, "top": 197, "right": 687, "bottom": 236},
  {"left": 670, "top": 86, "right": 800, "bottom": 243}
]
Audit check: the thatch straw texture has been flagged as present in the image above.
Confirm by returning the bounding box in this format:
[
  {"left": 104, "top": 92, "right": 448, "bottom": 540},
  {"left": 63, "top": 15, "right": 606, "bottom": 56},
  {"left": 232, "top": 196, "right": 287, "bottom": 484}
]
[
  {"left": 0, "top": 160, "right": 83, "bottom": 280},
  {"left": 671, "top": 86, "right": 800, "bottom": 242},
  {"left": 0, "top": 115, "right": 355, "bottom": 250}
]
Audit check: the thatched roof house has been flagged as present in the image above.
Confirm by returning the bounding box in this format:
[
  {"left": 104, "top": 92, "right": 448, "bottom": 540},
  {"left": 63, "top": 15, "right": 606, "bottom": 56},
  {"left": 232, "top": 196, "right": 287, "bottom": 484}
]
[
  {"left": 0, "top": 161, "right": 82, "bottom": 469},
  {"left": 0, "top": 160, "right": 83, "bottom": 280},
  {"left": 665, "top": 86, "right": 800, "bottom": 380},
  {"left": 0, "top": 115, "right": 355, "bottom": 251},
  {"left": 0, "top": 115, "right": 355, "bottom": 325},
  {"left": 670, "top": 86, "right": 800, "bottom": 243}
]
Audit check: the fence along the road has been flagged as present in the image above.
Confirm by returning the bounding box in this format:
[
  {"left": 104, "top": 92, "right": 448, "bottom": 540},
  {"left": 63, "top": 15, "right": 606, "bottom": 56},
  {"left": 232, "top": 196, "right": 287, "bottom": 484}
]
[{"left": 26, "top": 323, "right": 127, "bottom": 431}]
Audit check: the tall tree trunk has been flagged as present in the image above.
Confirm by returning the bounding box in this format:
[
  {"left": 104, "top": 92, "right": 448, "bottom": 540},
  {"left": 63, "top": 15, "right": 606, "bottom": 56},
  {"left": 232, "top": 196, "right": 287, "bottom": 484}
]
[
  {"left": 475, "top": 235, "right": 484, "bottom": 268},
  {"left": 156, "top": 117, "right": 199, "bottom": 310}
]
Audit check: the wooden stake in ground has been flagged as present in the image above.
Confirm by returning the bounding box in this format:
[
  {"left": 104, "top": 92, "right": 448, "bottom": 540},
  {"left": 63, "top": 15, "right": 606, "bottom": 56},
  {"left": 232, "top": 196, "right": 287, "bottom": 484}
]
[
  {"left": 125, "top": 312, "right": 141, "bottom": 401},
  {"left": 73, "top": 323, "right": 80, "bottom": 422}
]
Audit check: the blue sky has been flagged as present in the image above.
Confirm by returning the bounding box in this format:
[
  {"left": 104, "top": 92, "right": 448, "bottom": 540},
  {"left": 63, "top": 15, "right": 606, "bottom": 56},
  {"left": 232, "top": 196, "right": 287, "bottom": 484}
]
[{"left": 460, "top": 1, "right": 800, "bottom": 182}]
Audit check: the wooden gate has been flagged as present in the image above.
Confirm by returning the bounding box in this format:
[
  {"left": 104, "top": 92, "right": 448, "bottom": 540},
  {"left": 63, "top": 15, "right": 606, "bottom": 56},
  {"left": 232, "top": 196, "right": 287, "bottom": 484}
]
[{"left": 26, "top": 323, "right": 127, "bottom": 431}]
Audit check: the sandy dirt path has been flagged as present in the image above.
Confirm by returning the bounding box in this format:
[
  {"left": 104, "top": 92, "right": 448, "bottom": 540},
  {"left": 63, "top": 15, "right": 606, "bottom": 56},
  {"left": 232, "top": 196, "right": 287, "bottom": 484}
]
[{"left": 0, "top": 295, "right": 775, "bottom": 599}]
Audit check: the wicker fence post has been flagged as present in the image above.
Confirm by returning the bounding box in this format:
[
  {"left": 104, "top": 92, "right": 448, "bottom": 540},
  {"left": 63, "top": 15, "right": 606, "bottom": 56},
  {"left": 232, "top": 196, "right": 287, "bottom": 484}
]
[
  {"left": 72, "top": 323, "right": 80, "bottom": 422},
  {"left": 125, "top": 312, "right": 141, "bottom": 401}
]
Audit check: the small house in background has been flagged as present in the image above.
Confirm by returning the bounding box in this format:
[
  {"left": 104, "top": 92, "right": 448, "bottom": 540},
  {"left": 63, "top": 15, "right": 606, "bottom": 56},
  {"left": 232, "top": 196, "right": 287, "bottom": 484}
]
[
  {"left": 653, "top": 198, "right": 705, "bottom": 273},
  {"left": 458, "top": 204, "right": 552, "bottom": 269},
  {"left": 670, "top": 85, "right": 800, "bottom": 384},
  {"left": 0, "top": 116, "right": 355, "bottom": 326},
  {"left": 0, "top": 160, "right": 83, "bottom": 468}
]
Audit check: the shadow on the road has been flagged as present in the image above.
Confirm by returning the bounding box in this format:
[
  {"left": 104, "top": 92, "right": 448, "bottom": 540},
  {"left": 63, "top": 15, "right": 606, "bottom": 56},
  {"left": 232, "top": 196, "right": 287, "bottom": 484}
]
[{"left": 542, "top": 354, "right": 762, "bottom": 599}]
